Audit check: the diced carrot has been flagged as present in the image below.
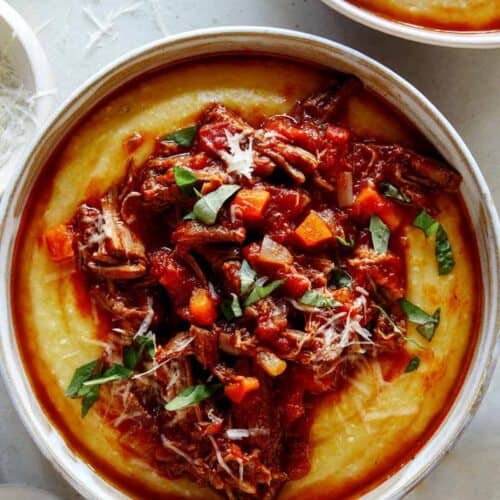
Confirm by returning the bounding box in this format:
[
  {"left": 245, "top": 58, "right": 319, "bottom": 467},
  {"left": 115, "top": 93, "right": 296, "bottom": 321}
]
[
  {"left": 352, "top": 183, "right": 403, "bottom": 231},
  {"left": 224, "top": 376, "right": 260, "bottom": 404},
  {"left": 256, "top": 351, "right": 287, "bottom": 377},
  {"left": 294, "top": 211, "right": 334, "bottom": 248},
  {"left": 189, "top": 288, "right": 218, "bottom": 327},
  {"left": 232, "top": 189, "right": 270, "bottom": 223},
  {"left": 44, "top": 224, "right": 74, "bottom": 262}
]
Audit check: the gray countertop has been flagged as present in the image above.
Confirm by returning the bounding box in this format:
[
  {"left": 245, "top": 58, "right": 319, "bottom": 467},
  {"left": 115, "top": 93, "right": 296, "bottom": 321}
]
[{"left": 1, "top": 0, "right": 499, "bottom": 498}]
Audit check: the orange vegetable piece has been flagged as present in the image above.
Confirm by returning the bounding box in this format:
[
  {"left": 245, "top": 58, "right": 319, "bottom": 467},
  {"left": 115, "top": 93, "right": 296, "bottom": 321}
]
[
  {"left": 294, "top": 211, "right": 333, "bottom": 248},
  {"left": 44, "top": 224, "right": 74, "bottom": 262},
  {"left": 232, "top": 189, "right": 270, "bottom": 223},
  {"left": 352, "top": 183, "right": 402, "bottom": 231},
  {"left": 256, "top": 351, "right": 287, "bottom": 377},
  {"left": 189, "top": 288, "right": 218, "bottom": 327},
  {"left": 224, "top": 376, "right": 260, "bottom": 404}
]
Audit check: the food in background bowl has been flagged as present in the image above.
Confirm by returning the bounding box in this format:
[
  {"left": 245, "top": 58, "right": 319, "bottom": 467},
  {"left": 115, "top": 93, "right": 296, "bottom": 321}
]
[
  {"left": 13, "top": 56, "right": 480, "bottom": 499},
  {"left": 344, "top": 0, "right": 500, "bottom": 31}
]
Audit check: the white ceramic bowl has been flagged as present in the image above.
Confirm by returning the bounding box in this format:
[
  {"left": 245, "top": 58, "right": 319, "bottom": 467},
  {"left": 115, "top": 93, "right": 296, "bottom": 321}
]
[
  {"left": 321, "top": 0, "right": 500, "bottom": 48},
  {"left": 0, "top": 27, "right": 498, "bottom": 500},
  {"left": 0, "top": 0, "right": 55, "bottom": 192}
]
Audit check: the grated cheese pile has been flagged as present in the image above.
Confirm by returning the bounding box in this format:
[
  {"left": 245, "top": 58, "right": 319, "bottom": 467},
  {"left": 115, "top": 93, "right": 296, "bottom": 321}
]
[{"left": 0, "top": 52, "right": 37, "bottom": 188}]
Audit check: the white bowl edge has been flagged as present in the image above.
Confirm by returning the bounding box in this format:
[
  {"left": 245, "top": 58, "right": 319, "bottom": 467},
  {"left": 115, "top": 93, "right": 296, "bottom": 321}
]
[
  {"left": 0, "top": 26, "right": 498, "bottom": 500},
  {"left": 321, "top": 0, "right": 500, "bottom": 48}
]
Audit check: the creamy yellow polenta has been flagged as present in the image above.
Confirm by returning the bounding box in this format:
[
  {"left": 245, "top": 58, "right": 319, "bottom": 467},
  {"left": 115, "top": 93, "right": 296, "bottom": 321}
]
[
  {"left": 349, "top": 0, "right": 500, "bottom": 30},
  {"left": 13, "top": 58, "right": 479, "bottom": 499}
]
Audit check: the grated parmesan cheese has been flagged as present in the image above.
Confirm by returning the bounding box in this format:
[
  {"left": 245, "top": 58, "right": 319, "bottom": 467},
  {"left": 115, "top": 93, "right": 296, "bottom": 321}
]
[
  {"left": 161, "top": 436, "right": 197, "bottom": 466},
  {"left": 82, "top": 1, "right": 144, "bottom": 51},
  {"left": 0, "top": 52, "right": 37, "bottom": 189},
  {"left": 148, "top": 0, "right": 169, "bottom": 36},
  {"left": 220, "top": 131, "right": 254, "bottom": 180},
  {"left": 208, "top": 436, "right": 236, "bottom": 479},
  {"left": 226, "top": 428, "right": 250, "bottom": 440},
  {"left": 133, "top": 296, "right": 154, "bottom": 338}
]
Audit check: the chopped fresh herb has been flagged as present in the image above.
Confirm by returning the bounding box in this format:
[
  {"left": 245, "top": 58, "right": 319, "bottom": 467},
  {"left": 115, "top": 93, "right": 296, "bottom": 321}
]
[
  {"left": 413, "top": 211, "right": 455, "bottom": 276},
  {"left": 80, "top": 384, "right": 100, "bottom": 417},
  {"left": 413, "top": 210, "right": 439, "bottom": 237},
  {"left": 221, "top": 293, "right": 243, "bottom": 321},
  {"left": 193, "top": 187, "right": 203, "bottom": 199},
  {"left": 240, "top": 259, "right": 257, "bottom": 295},
  {"left": 299, "top": 290, "right": 339, "bottom": 308},
  {"left": 435, "top": 224, "right": 455, "bottom": 275},
  {"left": 192, "top": 184, "right": 241, "bottom": 225},
  {"left": 331, "top": 269, "right": 352, "bottom": 289},
  {"left": 405, "top": 356, "right": 420, "bottom": 373},
  {"left": 136, "top": 335, "right": 156, "bottom": 358},
  {"left": 416, "top": 309, "right": 441, "bottom": 340},
  {"left": 336, "top": 235, "right": 355, "bottom": 248},
  {"left": 65, "top": 359, "right": 100, "bottom": 398},
  {"left": 183, "top": 211, "right": 197, "bottom": 220},
  {"left": 173, "top": 166, "right": 197, "bottom": 195},
  {"left": 165, "top": 384, "right": 221, "bottom": 411},
  {"left": 399, "top": 298, "right": 440, "bottom": 341},
  {"left": 65, "top": 359, "right": 103, "bottom": 417},
  {"left": 244, "top": 279, "right": 284, "bottom": 307},
  {"left": 162, "top": 125, "right": 198, "bottom": 147},
  {"left": 82, "top": 363, "right": 132, "bottom": 387},
  {"left": 378, "top": 182, "right": 410, "bottom": 203},
  {"left": 124, "top": 335, "right": 156, "bottom": 370},
  {"left": 369, "top": 215, "right": 390, "bottom": 254}
]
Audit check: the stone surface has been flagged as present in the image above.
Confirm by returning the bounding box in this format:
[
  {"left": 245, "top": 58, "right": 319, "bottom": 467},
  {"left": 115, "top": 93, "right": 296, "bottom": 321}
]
[{"left": 2, "top": 0, "right": 499, "bottom": 498}]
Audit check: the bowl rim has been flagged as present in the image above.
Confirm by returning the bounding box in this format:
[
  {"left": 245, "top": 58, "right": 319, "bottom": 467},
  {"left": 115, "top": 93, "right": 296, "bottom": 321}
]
[
  {"left": 0, "top": 0, "right": 55, "bottom": 123},
  {"left": 0, "top": 0, "right": 56, "bottom": 192},
  {"left": 321, "top": 0, "right": 500, "bottom": 48},
  {"left": 0, "top": 26, "right": 499, "bottom": 500}
]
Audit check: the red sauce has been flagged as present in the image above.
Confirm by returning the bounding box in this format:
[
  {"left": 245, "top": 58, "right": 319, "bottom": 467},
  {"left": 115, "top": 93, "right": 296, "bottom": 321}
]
[
  {"left": 346, "top": 0, "right": 500, "bottom": 32},
  {"left": 11, "top": 56, "right": 483, "bottom": 499}
]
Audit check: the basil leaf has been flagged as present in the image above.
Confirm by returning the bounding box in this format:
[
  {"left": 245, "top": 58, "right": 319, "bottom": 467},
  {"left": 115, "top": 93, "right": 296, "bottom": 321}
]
[
  {"left": 405, "top": 356, "right": 420, "bottom": 373},
  {"left": 299, "top": 290, "right": 339, "bottom": 308},
  {"left": 183, "top": 211, "right": 197, "bottom": 220},
  {"left": 83, "top": 363, "right": 132, "bottom": 387},
  {"left": 244, "top": 279, "right": 284, "bottom": 307},
  {"left": 369, "top": 215, "right": 390, "bottom": 254},
  {"left": 192, "top": 184, "right": 241, "bottom": 225},
  {"left": 417, "top": 309, "right": 441, "bottom": 341},
  {"left": 221, "top": 293, "right": 243, "bottom": 321},
  {"left": 123, "top": 345, "right": 140, "bottom": 371},
  {"left": 435, "top": 224, "right": 455, "bottom": 275},
  {"left": 336, "top": 235, "right": 355, "bottom": 248},
  {"left": 378, "top": 182, "right": 410, "bottom": 203},
  {"left": 124, "top": 335, "right": 156, "bottom": 370},
  {"left": 331, "top": 269, "right": 352, "bottom": 289},
  {"left": 81, "top": 385, "right": 100, "bottom": 417},
  {"left": 174, "top": 166, "right": 197, "bottom": 195},
  {"left": 165, "top": 384, "right": 221, "bottom": 411},
  {"left": 65, "top": 359, "right": 100, "bottom": 397},
  {"left": 162, "top": 125, "right": 198, "bottom": 147},
  {"left": 240, "top": 259, "right": 257, "bottom": 295},
  {"left": 136, "top": 335, "right": 156, "bottom": 358},
  {"left": 399, "top": 298, "right": 440, "bottom": 341},
  {"left": 413, "top": 210, "right": 439, "bottom": 237}
]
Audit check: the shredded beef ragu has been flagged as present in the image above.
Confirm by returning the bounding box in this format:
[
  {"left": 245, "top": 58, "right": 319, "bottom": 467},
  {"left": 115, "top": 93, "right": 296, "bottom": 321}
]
[{"left": 47, "top": 75, "right": 462, "bottom": 499}]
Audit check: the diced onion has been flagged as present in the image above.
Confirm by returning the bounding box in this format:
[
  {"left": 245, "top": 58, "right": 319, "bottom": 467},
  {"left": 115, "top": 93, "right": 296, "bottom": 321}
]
[{"left": 259, "top": 235, "right": 293, "bottom": 266}]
